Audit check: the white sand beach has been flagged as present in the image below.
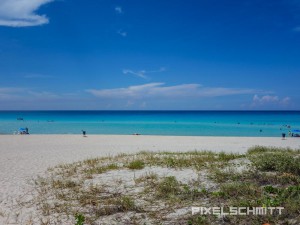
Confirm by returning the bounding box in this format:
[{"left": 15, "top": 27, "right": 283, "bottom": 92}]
[{"left": 0, "top": 135, "right": 299, "bottom": 224}]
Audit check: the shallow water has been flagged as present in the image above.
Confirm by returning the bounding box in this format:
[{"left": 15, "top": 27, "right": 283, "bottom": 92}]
[{"left": 0, "top": 111, "right": 299, "bottom": 136}]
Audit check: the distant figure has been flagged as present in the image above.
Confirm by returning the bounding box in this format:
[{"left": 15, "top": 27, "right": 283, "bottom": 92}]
[
  {"left": 25, "top": 127, "right": 29, "bottom": 134},
  {"left": 132, "top": 133, "right": 141, "bottom": 135},
  {"left": 288, "top": 131, "right": 292, "bottom": 137},
  {"left": 282, "top": 133, "right": 286, "bottom": 140},
  {"left": 82, "top": 130, "right": 86, "bottom": 137}
]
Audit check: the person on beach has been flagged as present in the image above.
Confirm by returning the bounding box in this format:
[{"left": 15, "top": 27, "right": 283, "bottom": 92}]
[{"left": 82, "top": 130, "right": 86, "bottom": 137}]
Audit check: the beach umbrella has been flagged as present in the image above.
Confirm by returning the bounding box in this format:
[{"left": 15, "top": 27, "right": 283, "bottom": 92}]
[{"left": 292, "top": 129, "right": 300, "bottom": 133}]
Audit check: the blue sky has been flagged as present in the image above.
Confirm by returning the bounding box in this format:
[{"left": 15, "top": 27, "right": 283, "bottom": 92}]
[{"left": 0, "top": 0, "right": 299, "bottom": 110}]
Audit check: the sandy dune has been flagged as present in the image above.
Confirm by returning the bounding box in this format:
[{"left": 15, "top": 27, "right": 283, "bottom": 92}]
[{"left": 0, "top": 135, "right": 299, "bottom": 224}]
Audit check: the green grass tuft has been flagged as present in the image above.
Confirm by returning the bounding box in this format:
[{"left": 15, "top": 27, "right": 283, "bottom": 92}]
[
  {"left": 250, "top": 152, "right": 300, "bottom": 176},
  {"left": 127, "top": 160, "right": 145, "bottom": 170},
  {"left": 156, "top": 176, "right": 181, "bottom": 199}
]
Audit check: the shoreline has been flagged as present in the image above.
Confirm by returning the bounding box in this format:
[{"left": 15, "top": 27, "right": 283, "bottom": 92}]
[
  {"left": 0, "top": 135, "right": 299, "bottom": 224},
  {"left": 1, "top": 133, "right": 295, "bottom": 136},
  {"left": 2, "top": 134, "right": 300, "bottom": 151}
]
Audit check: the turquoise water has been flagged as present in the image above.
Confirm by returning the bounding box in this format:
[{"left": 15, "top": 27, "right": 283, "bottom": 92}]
[{"left": 0, "top": 111, "right": 299, "bottom": 136}]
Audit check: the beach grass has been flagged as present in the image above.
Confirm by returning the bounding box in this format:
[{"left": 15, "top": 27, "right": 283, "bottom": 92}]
[{"left": 23, "top": 146, "right": 300, "bottom": 225}]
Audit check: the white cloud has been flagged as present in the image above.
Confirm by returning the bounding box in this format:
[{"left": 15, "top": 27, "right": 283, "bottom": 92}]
[
  {"left": 115, "top": 6, "right": 123, "bottom": 14},
  {"left": 0, "top": 87, "right": 59, "bottom": 101},
  {"left": 123, "top": 67, "right": 166, "bottom": 79},
  {"left": 0, "top": 0, "right": 54, "bottom": 27},
  {"left": 86, "top": 83, "right": 257, "bottom": 99},
  {"left": 27, "top": 91, "right": 59, "bottom": 99},
  {"left": 253, "top": 94, "right": 279, "bottom": 103},
  {"left": 123, "top": 69, "right": 147, "bottom": 79},
  {"left": 117, "top": 30, "right": 127, "bottom": 37},
  {"left": 0, "top": 87, "right": 26, "bottom": 100},
  {"left": 252, "top": 95, "right": 291, "bottom": 106},
  {"left": 87, "top": 83, "right": 162, "bottom": 98},
  {"left": 293, "top": 26, "right": 300, "bottom": 32},
  {"left": 281, "top": 97, "right": 291, "bottom": 105}
]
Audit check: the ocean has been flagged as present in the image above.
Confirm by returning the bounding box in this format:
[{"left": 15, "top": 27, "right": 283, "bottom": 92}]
[{"left": 0, "top": 111, "right": 299, "bottom": 137}]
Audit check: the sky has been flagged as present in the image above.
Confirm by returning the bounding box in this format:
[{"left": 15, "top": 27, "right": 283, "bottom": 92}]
[{"left": 0, "top": 0, "right": 299, "bottom": 110}]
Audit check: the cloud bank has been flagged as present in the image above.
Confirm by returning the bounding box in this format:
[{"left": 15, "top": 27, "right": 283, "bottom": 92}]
[
  {"left": 252, "top": 95, "right": 291, "bottom": 107},
  {"left": 0, "top": 87, "right": 27, "bottom": 101},
  {"left": 86, "top": 83, "right": 257, "bottom": 99},
  {"left": 0, "top": 87, "right": 60, "bottom": 101},
  {"left": 0, "top": 0, "right": 54, "bottom": 27}
]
